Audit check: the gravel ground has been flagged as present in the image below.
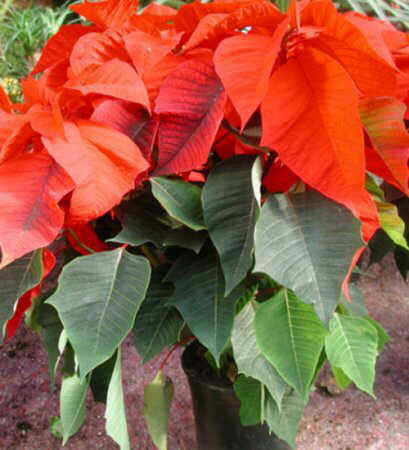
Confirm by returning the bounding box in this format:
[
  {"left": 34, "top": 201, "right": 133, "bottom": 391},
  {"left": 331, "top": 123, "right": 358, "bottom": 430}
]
[{"left": 0, "top": 252, "right": 408, "bottom": 450}]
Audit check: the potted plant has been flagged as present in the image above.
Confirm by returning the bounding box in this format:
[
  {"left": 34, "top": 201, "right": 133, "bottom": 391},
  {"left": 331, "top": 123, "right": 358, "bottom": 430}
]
[{"left": 0, "top": 0, "right": 408, "bottom": 448}]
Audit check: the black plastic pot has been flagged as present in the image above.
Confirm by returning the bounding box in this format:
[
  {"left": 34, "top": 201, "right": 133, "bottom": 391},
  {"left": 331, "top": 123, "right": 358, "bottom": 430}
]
[{"left": 181, "top": 342, "right": 290, "bottom": 450}]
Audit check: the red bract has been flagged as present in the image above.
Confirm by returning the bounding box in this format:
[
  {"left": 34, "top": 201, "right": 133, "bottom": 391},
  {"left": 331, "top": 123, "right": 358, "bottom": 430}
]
[
  {"left": 0, "top": 0, "right": 407, "bottom": 262},
  {"left": 154, "top": 59, "right": 227, "bottom": 175},
  {"left": 0, "top": 153, "right": 74, "bottom": 269},
  {"left": 1, "top": 2, "right": 408, "bottom": 447}
]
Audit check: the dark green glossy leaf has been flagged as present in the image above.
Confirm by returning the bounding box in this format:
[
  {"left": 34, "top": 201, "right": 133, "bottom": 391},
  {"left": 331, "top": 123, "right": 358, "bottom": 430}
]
[
  {"left": 163, "top": 228, "right": 207, "bottom": 254},
  {"left": 0, "top": 249, "right": 43, "bottom": 342},
  {"left": 166, "top": 250, "right": 243, "bottom": 362},
  {"left": 231, "top": 301, "right": 288, "bottom": 409},
  {"left": 47, "top": 249, "right": 151, "bottom": 376},
  {"left": 255, "top": 290, "right": 327, "bottom": 399},
  {"left": 110, "top": 207, "right": 169, "bottom": 248},
  {"left": 325, "top": 313, "right": 378, "bottom": 396},
  {"left": 132, "top": 272, "right": 183, "bottom": 363},
  {"left": 264, "top": 389, "right": 306, "bottom": 448},
  {"left": 37, "top": 303, "right": 63, "bottom": 385},
  {"left": 90, "top": 351, "right": 117, "bottom": 404},
  {"left": 234, "top": 375, "right": 263, "bottom": 426},
  {"left": 60, "top": 373, "right": 89, "bottom": 445},
  {"left": 151, "top": 177, "right": 205, "bottom": 231},
  {"left": 254, "top": 192, "right": 363, "bottom": 324},
  {"left": 203, "top": 155, "right": 262, "bottom": 295}
]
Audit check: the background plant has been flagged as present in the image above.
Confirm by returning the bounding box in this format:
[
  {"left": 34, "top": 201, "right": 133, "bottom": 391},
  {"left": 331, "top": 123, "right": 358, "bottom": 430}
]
[{"left": 0, "top": 1, "right": 80, "bottom": 100}]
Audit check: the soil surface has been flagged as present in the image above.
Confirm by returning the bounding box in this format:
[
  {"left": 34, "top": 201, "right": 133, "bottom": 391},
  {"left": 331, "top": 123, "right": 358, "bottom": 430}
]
[{"left": 0, "top": 252, "right": 408, "bottom": 450}]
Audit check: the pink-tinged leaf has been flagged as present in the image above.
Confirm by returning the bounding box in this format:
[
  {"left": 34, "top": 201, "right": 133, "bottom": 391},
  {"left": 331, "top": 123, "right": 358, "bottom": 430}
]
[
  {"left": 360, "top": 97, "right": 409, "bottom": 196},
  {"left": 0, "top": 153, "right": 74, "bottom": 268},
  {"left": 261, "top": 47, "right": 378, "bottom": 238},
  {"left": 154, "top": 60, "right": 227, "bottom": 175},
  {"left": 124, "top": 30, "right": 183, "bottom": 77},
  {"left": 214, "top": 19, "right": 289, "bottom": 130},
  {"left": 91, "top": 99, "right": 159, "bottom": 160},
  {"left": 69, "top": 30, "right": 130, "bottom": 77},
  {"left": 70, "top": 0, "right": 138, "bottom": 29},
  {"left": 302, "top": 1, "right": 396, "bottom": 96},
  {"left": 66, "top": 59, "right": 150, "bottom": 111},
  {"left": 32, "top": 24, "right": 97, "bottom": 75},
  {"left": 42, "top": 121, "right": 149, "bottom": 223}
]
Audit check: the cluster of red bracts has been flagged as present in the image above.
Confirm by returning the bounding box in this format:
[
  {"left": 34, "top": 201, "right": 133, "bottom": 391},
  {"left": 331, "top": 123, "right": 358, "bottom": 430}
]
[{"left": 1, "top": 0, "right": 409, "bottom": 338}]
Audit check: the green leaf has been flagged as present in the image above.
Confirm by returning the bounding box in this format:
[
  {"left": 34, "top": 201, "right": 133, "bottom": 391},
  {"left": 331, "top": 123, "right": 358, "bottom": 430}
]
[
  {"left": 47, "top": 249, "right": 151, "bottom": 376},
  {"left": 231, "top": 302, "right": 289, "bottom": 409},
  {"left": 163, "top": 228, "right": 207, "bottom": 254},
  {"left": 110, "top": 207, "right": 169, "bottom": 248},
  {"left": 202, "top": 155, "right": 262, "bottom": 295},
  {"left": 325, "top": 313, "right": 378, "bottom": 396},
  {"left": 49, "top": 416, "right": 63, "bottom": 439},
  {"left": 166, "top": 250, "right": 243, "bottom": 362},
  {"left": 151, "top": 177, "right": 205, "bottom": 231},
  {"left": 234, "top": 375, "right": 263, "bottom": 426},
  {"left": 144, "top": 370, "right": 174, "bottom": 450},
  {"left": 369, "top": 228, "right": 395, "bottom": 266},
  {"left": 0, "top": 249, "right": 43, "bottom": 342},
  {"left": 132, "top": 272, "right": 184, "bottom": 363},
  {"left": 275, "top": 0, "right": 290, "bottom": 12},
  {"left": 331, "top": 366, "right": 352, "bottom": 390},
  {"left": 90, "top": 351, "right": 117, "bottom": 404},
  {"left": 105, "top": 348, "right": 130, "bottom": 450},
  {"left": 378, "top": 200, "right": 409, "bottom": 250},
  {"left": 254, "top": 192, "right": 363, "bottom": 324},
  {"left": 264, "top": 389, "right": 306, "bottom": 449},
  {"left": 255, "top": 290, "right": 328, "bottom": 399},
  {"left": 340, "top": 283, "right": 368, "bottom": 317},
  {"left": 37, "top": 303, "right": 63, "bottom": 385},
  {"left": 60, "top": 373, "right": 89, "bottom": 445},
  {"left": 364, "top": 316, "right": 390, "bottom": 351}
]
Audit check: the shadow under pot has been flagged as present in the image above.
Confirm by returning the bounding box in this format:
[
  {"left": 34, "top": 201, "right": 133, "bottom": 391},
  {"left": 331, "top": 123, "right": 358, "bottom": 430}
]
[{"left": 181, "top": 341, "right": 290, "bottom": 450}]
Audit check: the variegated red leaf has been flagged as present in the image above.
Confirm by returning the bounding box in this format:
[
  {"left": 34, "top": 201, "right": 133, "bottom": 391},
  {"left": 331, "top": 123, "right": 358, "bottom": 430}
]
[
  {"left": 91, "top": 99, "right": 159, "bottom": 160},
  {"left": 360, "top": 97, "right": 409, "bottom": 196},
  {"left": 154, "top": 60, "right": 227, "bottom": 175}
]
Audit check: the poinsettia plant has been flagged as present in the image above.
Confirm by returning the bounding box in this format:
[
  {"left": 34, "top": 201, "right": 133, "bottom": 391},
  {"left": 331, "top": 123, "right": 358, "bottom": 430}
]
[{"left": 1, "top": 0, "right": 409, "bottom": 448}]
